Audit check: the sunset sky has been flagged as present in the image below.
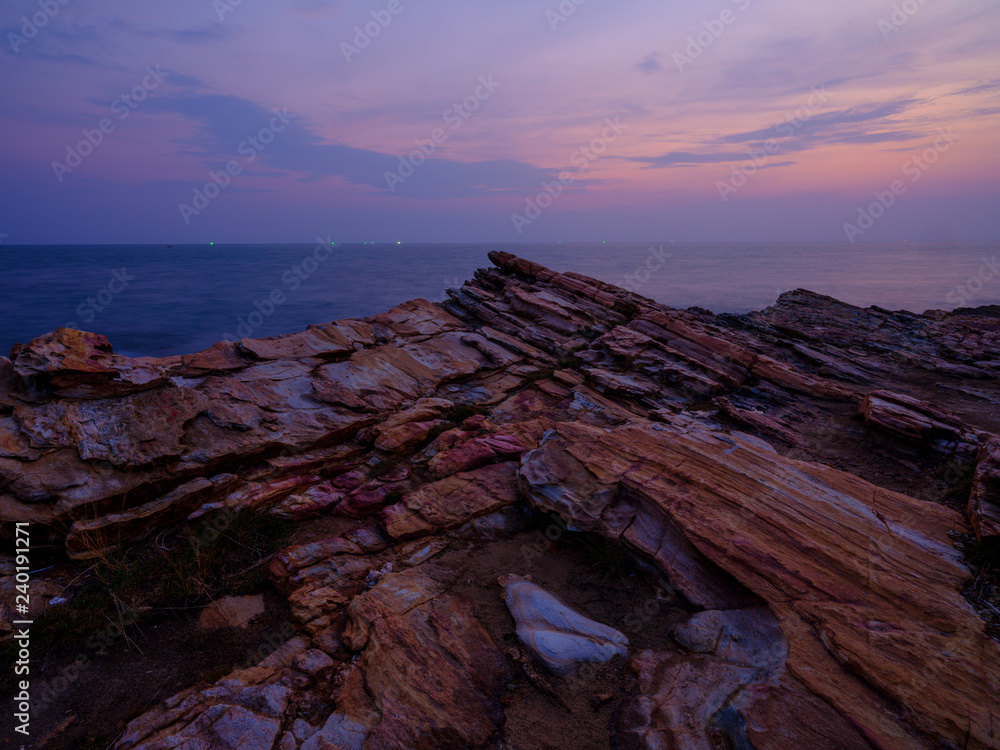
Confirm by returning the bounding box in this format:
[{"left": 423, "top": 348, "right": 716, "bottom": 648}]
[{"left": 1, "top": 0, "right": 997, "bottom": 244}]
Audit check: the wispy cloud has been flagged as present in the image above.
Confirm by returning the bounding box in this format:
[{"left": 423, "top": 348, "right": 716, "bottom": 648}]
[
  {"left": 136, "top": 23, "right": 237, "bottom": 44},
  {"left": 141, "top": 93, "right": 560, "bottom": 198},
  {"left": 635, "top": 52, "right": 661, "bottom": 75}
]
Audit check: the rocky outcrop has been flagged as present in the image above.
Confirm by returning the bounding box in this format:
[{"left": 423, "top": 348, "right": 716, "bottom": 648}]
[
  {"left": 614, "top": 607, "right": 870, "bottom": 750},
  {"left": 520, "top": 420, "right": 1000, "bottom": 749},
  {"left": 118, "top": 561, "right": 511, "bottom": 750},
  {"left": 3, "top": 251, "right": 1000, "bottom": 749},
  {"left": 970, "top": 437, "right": 1000, "bottom": 538},
  {"left": 859, "top": 389, "right": 982, "bottom": 457}
]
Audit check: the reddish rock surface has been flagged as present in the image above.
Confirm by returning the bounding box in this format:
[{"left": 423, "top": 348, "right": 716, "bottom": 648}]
[
  {"left": 520, "top": 420, "right": 999, "bottom": 749},
  {"left": 971, "top": 437, "right": 1000, "bottom": 538},
  {"left": 2, "top": 251, "right": 999, "bottom": 748}
]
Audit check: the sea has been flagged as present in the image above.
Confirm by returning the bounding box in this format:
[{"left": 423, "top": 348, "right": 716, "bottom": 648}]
[{"left": 1, "top": 242, "right": 997, "bottom": 359}]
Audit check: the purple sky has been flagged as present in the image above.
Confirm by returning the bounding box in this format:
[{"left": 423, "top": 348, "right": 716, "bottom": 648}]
[{"left": 1, "top": 0, "right": 997, "bottom": 244}]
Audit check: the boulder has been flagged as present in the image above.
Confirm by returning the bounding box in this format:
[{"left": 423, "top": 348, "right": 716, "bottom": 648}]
[
  {"left": 499, "top": 573, "right": 629, "bottom": 675},
  {"left": 11, "top": 328, "right": 167, "bottom": 399}
]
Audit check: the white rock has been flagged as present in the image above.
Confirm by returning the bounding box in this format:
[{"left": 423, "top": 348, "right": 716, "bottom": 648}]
[{"left": 499, "top": 573, "right": 629, "bottom": 675}]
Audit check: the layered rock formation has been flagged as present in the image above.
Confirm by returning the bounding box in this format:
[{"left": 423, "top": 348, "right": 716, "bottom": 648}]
[{"left": 2, "top": 251, "right": 999, "bottom": 748}]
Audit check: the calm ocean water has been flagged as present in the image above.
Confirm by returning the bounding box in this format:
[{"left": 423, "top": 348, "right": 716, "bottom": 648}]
[{"left": 1, "top": 242, "right": 997, "bottom": 358}]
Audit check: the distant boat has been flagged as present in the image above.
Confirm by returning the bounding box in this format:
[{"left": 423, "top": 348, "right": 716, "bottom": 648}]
[{"left": 166, "top": 245, "right": 174, "bottom": 248}]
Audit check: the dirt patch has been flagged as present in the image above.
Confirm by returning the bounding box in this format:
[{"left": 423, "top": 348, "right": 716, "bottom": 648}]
[
  {"left": 441, "top": 528, "right": 694, "bottom": 750},
  {"left": 0, "top": 589, "right": 291, "bottom": 749}
]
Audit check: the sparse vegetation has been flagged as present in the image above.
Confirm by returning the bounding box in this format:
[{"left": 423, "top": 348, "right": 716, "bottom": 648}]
[
  {"left": 557, "top": 355, "right": 581, "bottom": 370},
  {"left": 566, "top": 532, "right": 635, "bottom": 584},
  {"left": 28, "top": 511, "right": 293, "bottom": 656},
  {"left": 522, "top": 366, "right": 557, "bottom": 385},
  {"left": 960, "top": 533, "right": 1000, "bottom": 642}
]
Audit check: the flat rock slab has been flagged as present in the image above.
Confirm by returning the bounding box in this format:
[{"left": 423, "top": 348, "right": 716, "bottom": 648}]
[
  {"left": 499, "top": 573, "right": 629, "bottom": 675},
  {"left": 198, "top": 595, "right": 267, "bottom": 630}
]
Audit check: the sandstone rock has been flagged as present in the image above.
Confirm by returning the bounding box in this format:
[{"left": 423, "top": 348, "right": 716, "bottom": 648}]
[
  {"left": 970, "top": 436, "right": 1000, "bottom": 537},
  {"left": 198, "top": 595, "right": 267, "bottom": 630},
  {"left": 380, "top": 461, "right": 519, "bottom": 541},
  {"left": 520, "top": 420, "right": 1000, "bottom": 749},
  {"left": 269, "top": 536, "right": 363, "bottom": 580},
  {"left": 751, "top": 354, "right": 857, "bottom": 399},
  {"left": 268, "top": 481, "right": 345, "bottom": 520},
  {"left": 11, "top": 328, "right": 167, "bottom": 399},
  {"left": 859, "top": 389, "right": 976, "bottom": 450},
  {"left": 284, "top": 552, "right": 381, "bottom": 627},
  {"left": 334, "top": 481, "right": 408, "bottom": 519},
  {"left": 115, "top": 670, "right": 288, "bottom": 750},
  {"left": 374, "top": 419, "right": 445, "bottom": 453},
  {"left": 193, "top": 474, "right": 322, "bottom": 519},
  {"left": 714, "top": 396, "right": 805, "bottom": 447},
  {"left": 299, "top": 713, "right": 367, "bottom": 750},
  {"left": 371, "top": 297, "right": 465, "bottom": 337},
  {"left": 619, "top": 607, "right": 807, "bottom": 750},
  {"left": 499, "top": 573, "right": 629, "bottom": 675},
  {"left": 291, "top": 648, "right": 335, "bottom": 675},
  {"left": 427, "top": 433, "right": 523, "bottom": 479},
  {"left": 341, "top": 565, "right": 510, "bottom": 748},
  {"left": 167, "top": 340, "right": 249, "bottom": 377},
  {"left": 237, "top": 328, "right": 354, "bottom": 361}
]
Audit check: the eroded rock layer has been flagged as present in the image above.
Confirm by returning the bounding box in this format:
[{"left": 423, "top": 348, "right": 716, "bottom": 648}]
[{"left": 2, "top": 251, "right": 999, "bottom": 749}]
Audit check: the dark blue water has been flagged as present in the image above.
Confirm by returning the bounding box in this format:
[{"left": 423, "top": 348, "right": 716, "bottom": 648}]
[{"left": 1, "top": 242, "right": 997, "bottom": 358}]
